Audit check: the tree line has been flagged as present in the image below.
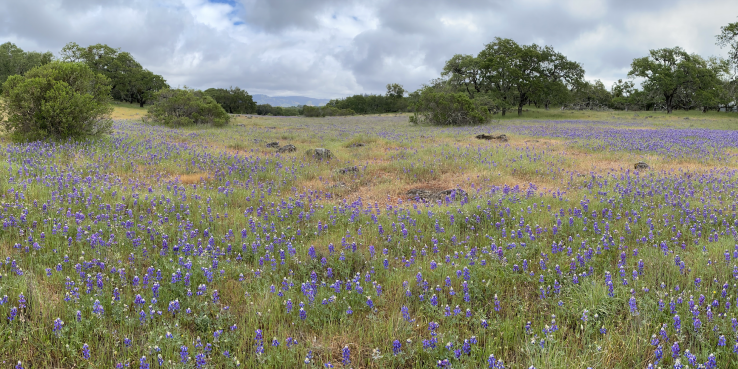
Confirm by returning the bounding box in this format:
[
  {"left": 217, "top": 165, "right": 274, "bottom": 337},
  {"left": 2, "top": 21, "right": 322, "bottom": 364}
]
[
  {"left": 409, "top": 20, "right": 738, "bottom": 124},
  {"left": 4, "top": 18, "right": 738, "bottom": 136}
]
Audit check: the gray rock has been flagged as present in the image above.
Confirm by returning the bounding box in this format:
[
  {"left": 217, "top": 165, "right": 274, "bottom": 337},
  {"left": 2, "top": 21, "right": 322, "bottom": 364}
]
[
  {"left": 347, "top": 143, "right": 365, "bottom": 148},
  {"left": 306, "top": 148, "right": 334, "bottom": 160},
  {"left": 407, "top": 188, "right": 467, "bottom": 202},
  {"left": 266, "top": 142, "right": 279, "bottom": 148},
  {"left": 338, "top": 166, "right": 359, "bottom": 174},
  {"left": 329, "top": 181, "right": 348, "bottom": 189},
  {"left": 277, "top": 144, "right": 296, "bottom": 153},
  {"left": 475, "top": 134, "right": 508, "bottom": 142},
  {"left": 634, "top": 162, "right": 649, "bottom": 170}
]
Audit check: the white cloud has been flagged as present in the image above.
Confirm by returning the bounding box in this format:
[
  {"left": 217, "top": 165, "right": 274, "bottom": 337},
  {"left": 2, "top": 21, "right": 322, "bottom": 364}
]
[{"left": 0, "top": 0, "right": 735, "bottom": 98}]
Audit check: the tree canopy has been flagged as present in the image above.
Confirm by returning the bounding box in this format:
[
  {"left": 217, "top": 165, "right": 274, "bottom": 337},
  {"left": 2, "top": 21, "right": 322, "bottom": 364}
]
[
  {"left": 628, "top": 47, "right": 727, "bottom": 113},
  {"left": 441, "top": 38, "right": 584, "bottom": 116},
  {"left": 146, "top": 87, "right": 230, "bottom": 127},
  {"left": 0, "top": 62, "right": 113, "bottom": 140},
  {"left": 717, "top": 19, "right": 738, "bottom": 69},
  {"left": 60, "top": 42, "right": 168, "bottom": 106},
  {"left": 0, "top": 42, "right": 54, "bottom": 93},
  {"left": 204, "top": 87, "right": 257, "bottom": 114}
]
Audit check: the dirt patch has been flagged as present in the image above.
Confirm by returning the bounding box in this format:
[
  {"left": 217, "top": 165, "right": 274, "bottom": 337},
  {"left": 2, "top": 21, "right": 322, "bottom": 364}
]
[{"left": 176, "top": 173, "right": 212, "bottom": 184}]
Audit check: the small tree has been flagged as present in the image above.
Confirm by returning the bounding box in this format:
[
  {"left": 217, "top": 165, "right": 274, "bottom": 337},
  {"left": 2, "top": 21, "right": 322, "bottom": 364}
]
[
  {"left": 126, "top": 69, "right": 168, "bottom": 107},
  {"left": 204, "top": 87, "right": 256, "bottom": 114},
  {"left": 409, "top": 86, "right": 490, "bottom": 125},
  {"left": 0, "top": 42, "right": 54, "bottom": 93},
  {"left": 628, "top": 47, "right": 722, "bottom": 114},
  {"left": 717, "top": 19, "right": 738, "bottom": 70},
  {"left": 146, "top": 87, "right": 230, "bottom": 127},
  {"left": 1, "top": 62, "right": 112, "bottom": 141}
]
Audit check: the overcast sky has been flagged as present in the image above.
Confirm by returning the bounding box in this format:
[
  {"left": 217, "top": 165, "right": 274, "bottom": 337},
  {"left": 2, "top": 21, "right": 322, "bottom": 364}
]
[{"left": 1, "top": 0, "right": 737, "bottom": 99}]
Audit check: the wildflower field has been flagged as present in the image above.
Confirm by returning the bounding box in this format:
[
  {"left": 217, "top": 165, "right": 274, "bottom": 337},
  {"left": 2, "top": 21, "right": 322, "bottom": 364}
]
[{"left": 3, "top": 107, "right": 738, "bottom": 368}]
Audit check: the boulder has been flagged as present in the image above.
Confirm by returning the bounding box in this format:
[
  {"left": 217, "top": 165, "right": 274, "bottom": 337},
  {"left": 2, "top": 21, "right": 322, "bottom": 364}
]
[
  {"left": 277, "top": 144, "right": 296, "bottom": 153},
  {"left": 306, "top": 148, "right": 334, "bottom": 160},
  {"left": 475, "top": 134, "right": 508, "bottom": 142},
  {"left": 634, "top": 162, "right": 649, "bottom": 170},
  {"left": 407, "top": 188, "right": 467, "bottom": 202},
  {"left": 338, "top": 166, "right": 359, "bottom": 174},
  {"left": 266, "top": 142, "right": 279, "bottom": 148}
]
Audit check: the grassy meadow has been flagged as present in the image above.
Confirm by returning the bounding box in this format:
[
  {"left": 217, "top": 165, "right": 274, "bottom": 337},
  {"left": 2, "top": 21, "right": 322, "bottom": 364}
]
[{"left": 1, "top": 105, "right": 738, "bottom": 368}]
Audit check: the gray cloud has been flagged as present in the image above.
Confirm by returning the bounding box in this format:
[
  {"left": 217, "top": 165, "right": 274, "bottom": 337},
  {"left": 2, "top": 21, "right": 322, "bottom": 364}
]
[{"left": 0, "top": 0, "right": 735, "bottom": 98}]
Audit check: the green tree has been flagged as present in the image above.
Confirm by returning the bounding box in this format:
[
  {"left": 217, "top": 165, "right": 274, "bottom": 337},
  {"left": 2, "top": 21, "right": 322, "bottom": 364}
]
[
  {"left": 60, "top": 42, "right": 167, "bottom": 104},
  {"left": 611, "top": 79, "right": 640, "bottom": 110},
  {"left": 146, "top": 88, "right": 230, "bottom": 127},
  {"left": 567, "top": 79, "right": 612, "bottom": 110},
  {"left": 0, "top": 62, "right": 113, "bottom": 141},
  {"left": 476, "top": 38, "right": 519, "bottom": 115},
  {"left": 450, "top": 38, "right": 584, "bottom": 116},
  {"left": 0, "top": 42, "right": 54, "bottom": 92},
  {"left": 717, "top": 19, "right": 738, "bottom": 69},
  {"left": 385, "top": 83, "right": 405, "bottom": 99},
  {"left": 409, "top": 85, "right": 490, "bottom": 125},
  {"left": 442, "top": 54, "right": 485, "bottom": 98},
  {"left": 125, "top": 69, "right": 168, "bottom": 107},
  {"left": 204, "top": 87, "right": 257, "bottom": 114},
  {"left": 628, "top": 47, "right": 722, "bottom": 114}
]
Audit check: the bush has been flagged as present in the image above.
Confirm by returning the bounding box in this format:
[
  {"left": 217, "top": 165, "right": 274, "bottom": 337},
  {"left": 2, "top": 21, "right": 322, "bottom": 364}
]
[
  {"left": 409, "top": 87, "right": 490, "bottom": 125},
  {"left": 303, "top": 106, "right": 355, "bottom": 117},
  {"left": 0, "top": 62, "right": 113, "bottom": 141},
  {"left": 255, "top": 104, "right": 302, "bottom": 116},
  {"left": 146, "top": 88, "right": 230, "bottom": 127}
]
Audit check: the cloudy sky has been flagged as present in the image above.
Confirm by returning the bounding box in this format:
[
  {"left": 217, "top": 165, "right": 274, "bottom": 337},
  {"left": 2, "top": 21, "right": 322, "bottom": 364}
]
[{"left": 1, "top": 0, "right": 736, "bottom": 98}]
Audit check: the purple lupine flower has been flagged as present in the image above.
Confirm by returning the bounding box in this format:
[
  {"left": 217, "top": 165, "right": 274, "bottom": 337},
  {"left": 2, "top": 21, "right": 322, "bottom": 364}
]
[
  {"left": 671, "top": 341, "right": 679, "bottom": 358},
  {"left": 139, "top": 356, "right": 149, "bottom": 369},
  {"left": 180, "top": 346, "right": 189, "bottom": 363},
  {"left": 82, "top": 343, "right": 90, "bottom": 360},
  {"left": 392, "top": 340, "right": 401, "bottom": 355},
  {"left": 342, "top": 345, "right": 351, "bottom": 365},
  {"left": 52, "top": 317, "right": 64, "bottom": 336}
]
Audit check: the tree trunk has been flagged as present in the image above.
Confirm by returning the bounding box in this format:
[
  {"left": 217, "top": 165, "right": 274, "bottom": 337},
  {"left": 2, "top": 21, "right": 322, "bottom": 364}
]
[
  {"left": 518, "top": 104, "right": 523, "bottom": 116},
  {"left": 139, "top": 100, "right": 145, "bottom": 108},
  {"left": 501, "top": 109, "right": 506, "bottom": 116},
  {"left": 545, "top": 100, "right": 550, "bottom": 110}
]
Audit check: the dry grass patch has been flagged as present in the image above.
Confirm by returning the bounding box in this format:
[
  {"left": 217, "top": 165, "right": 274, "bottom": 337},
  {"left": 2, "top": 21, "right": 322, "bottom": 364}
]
[{"left": 176, "top": 172, "right": 212, "bottom": 184}]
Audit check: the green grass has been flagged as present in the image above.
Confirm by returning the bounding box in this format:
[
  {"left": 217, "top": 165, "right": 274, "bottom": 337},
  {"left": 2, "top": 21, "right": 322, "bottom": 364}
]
[{"left": 1, "top": 107, "right": 737, "bottom": 368}]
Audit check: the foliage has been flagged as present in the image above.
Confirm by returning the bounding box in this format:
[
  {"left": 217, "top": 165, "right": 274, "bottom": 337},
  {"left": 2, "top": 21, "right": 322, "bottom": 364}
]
[
  {"left": 204, "top": 87, "right": 257, "bottom": 114},
  {"left": 124, "top": 69, "right": 168, "bottom": 107},
  {"left": 628, "top": 47, "right": 729, "bottom": 114},
  {"left": 565, "top": 79, "right": 612, "bottom": 110},
  {"left": 60, "top": 42, "right": 168, "bottom": 106},
  {"left": 255, "top": 104, "right": 302, "bottom": 116},
  {"left": 0, "top": 62, "right": 112, "bottom": 141},
  {"left": 303, "top": 105, "right": 355, "bottom": 117},
  {"left": 146, "top": 87, "right": 230, "bottom": 127},
  {"left": 409, "top": 86, "right": 490, "bottom": 125},
  {"left": 716, "top": 19, "right": 738, "bottom": 69},
  {"left": 326, "top": 84, "right": 407, "bottom": 114},
  {"left": 442, "top": 38, "right": 584, "bottom": 116},
  {"left": 0, "top": 42, "right": 54, "bottom": 93}
]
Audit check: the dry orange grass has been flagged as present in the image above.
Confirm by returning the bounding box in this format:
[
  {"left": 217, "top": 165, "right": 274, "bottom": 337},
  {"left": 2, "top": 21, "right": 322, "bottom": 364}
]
[{"left": 176, "top": 173, "right": 212, "bottom": 184}]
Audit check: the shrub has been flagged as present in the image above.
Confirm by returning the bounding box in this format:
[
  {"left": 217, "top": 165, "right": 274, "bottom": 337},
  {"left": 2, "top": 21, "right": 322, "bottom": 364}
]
[
  {"left": 146, "top": 88, "right": 230, "bottom": 127},
  {"left": 303, "top": 106, "right": 355, "bottom": 117},
  {"left": 409, "top": 87, "right": 490, "bottom": 125},
  {"left": 0, "top": 62, "right": 113, "bottom": 141}
]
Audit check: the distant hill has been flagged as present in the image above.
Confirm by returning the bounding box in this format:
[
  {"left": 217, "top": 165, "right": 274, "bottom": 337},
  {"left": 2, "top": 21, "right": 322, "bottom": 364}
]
[{"left": 252, "top": 94, "right": 330, "bottom": 107}]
